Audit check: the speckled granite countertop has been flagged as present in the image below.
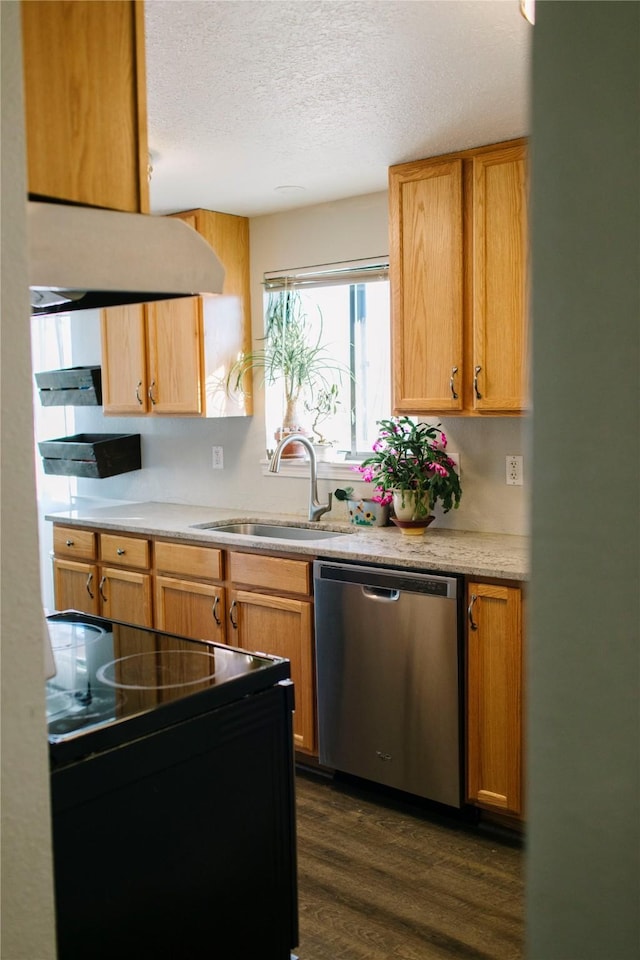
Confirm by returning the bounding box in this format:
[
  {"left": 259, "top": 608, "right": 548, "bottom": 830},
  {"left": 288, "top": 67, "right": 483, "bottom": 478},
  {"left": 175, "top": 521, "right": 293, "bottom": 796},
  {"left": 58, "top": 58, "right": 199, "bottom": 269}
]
[{"left": 46, "top": 501, "right": 529, "bottom": 581}]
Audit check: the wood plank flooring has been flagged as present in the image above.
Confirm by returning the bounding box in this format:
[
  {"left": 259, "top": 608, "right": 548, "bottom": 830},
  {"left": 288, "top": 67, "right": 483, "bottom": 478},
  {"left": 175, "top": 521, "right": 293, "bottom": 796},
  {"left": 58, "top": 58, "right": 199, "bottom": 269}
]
[{"left": 294, "top": 770, "right": 524, "bottom": 960}]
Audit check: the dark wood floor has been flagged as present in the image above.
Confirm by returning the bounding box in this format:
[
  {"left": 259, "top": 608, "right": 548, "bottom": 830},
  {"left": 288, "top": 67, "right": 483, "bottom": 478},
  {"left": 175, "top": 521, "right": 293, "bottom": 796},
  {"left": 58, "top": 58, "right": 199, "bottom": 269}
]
[{"left": 294, "top": 769, "right": 524, "bottom": 960}]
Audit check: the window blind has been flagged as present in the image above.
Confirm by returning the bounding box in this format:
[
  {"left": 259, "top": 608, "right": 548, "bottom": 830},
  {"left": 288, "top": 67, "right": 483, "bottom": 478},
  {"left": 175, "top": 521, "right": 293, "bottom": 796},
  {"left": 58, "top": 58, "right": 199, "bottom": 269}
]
[{"left": 263, "top": 256, "right": 389, "bottom": 291}]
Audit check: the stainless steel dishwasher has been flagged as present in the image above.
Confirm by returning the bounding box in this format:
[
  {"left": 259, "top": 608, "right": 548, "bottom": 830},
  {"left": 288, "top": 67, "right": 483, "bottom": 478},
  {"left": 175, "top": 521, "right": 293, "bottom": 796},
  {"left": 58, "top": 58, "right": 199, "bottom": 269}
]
[{"left": 314, "top": 560, "right": 462, "bottom": 808}]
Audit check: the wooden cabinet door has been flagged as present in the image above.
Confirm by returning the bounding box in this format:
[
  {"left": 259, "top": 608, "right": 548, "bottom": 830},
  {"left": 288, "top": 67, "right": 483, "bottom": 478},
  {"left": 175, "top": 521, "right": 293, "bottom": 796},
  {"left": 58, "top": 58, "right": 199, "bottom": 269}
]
[
  {"left": 98, "top": 567, "right": 152, "bottom": 628},
  {"left": 21, "top": 0, "right": 149, "bottom": 212},
  {"left": 472, "top": 144, "right": 529, "bottom": 412},
  {"left": 146, "top": 297, "right": 203, "bottom": 415},
  {"left": 101, "top": 304, "right": 149, "bottom": 414},
  {"left": 172, "top": 210, "right": 253, "bottom": 417},
  {"left": 155, "top": 575, "right": 226, "bottom": 644},
  {"left": 229, "top": 589, "right": 315, "bottom": 754},
  {"left": 390, "top": 158, "right": 464, "bottom": 414},
  {"left": 53, "top": 559, "right": 99, "bottom": 616},
  {"left": 466, "top": 581, "right": 523, "bottom": 816}
]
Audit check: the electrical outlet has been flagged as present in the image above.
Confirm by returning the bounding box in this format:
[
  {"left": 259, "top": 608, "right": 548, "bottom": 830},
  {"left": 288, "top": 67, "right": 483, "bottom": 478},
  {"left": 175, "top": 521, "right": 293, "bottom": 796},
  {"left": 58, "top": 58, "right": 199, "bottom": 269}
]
[
  {"left": 212, "top": 446, "right": 224, "bottom": 470},
  {"left": 506, "top": 455, "right": 523, "bottom": 485}
]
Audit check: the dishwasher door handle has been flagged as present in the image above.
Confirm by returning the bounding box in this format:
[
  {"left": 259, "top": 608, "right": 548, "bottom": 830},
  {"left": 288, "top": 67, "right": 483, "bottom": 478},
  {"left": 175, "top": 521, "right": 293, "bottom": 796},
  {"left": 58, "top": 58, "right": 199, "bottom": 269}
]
[{"left": 362, "top": 585, "right": 401, "bottom": 602}]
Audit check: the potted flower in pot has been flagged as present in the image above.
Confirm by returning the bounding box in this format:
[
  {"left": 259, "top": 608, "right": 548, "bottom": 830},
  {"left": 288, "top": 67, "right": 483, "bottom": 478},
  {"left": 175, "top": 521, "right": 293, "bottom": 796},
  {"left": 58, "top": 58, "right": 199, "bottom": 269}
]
[
  {"left": 356, "top": 416, "right": 462, "bottom": 532},
  {"left": 305, "top": 383, "right": 341, "bottom": 460},
  {"left": 227, "top": 290, "right": 345, "bottom": 457}
]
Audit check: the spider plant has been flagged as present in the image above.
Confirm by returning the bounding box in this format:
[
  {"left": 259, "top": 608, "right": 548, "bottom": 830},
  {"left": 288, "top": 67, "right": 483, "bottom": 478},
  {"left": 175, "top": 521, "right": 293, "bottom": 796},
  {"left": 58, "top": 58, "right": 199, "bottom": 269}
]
[{"left": 228, "top": 289, "right": 346, "bottom": 433}]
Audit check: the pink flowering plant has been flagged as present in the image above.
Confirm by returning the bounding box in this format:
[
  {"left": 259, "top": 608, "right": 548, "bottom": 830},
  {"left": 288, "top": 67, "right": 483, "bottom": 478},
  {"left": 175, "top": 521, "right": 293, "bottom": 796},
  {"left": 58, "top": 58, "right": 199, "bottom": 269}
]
[{"left": 357, "top": 416, "right": 462, "bottom": 517}]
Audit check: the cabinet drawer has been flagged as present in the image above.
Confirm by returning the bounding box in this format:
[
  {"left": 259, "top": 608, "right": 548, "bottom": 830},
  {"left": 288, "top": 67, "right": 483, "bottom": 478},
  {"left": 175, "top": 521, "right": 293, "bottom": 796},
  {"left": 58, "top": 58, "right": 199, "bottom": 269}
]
[
  {"left": 229, "top": 552, "right": 311, "bottom": 597},
  {"left": 100, "top": 533, "right": 150, "bottom": 569},
  {"left": 154, "top": 541, "right": 223, "bottom": 581},
  {"left": 53, "top": 525, "right": 96, "bottom": 561}
]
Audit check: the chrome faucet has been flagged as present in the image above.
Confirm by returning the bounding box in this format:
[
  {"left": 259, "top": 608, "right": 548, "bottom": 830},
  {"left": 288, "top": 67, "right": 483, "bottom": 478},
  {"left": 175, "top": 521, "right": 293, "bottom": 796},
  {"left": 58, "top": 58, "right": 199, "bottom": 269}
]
[{"left": 269, "top": 433, "right": 332, "bottom": 522}]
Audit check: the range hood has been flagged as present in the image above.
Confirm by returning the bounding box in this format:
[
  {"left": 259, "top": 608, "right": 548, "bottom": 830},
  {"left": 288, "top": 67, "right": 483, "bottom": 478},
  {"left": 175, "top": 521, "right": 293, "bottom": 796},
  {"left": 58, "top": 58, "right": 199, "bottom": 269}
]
[{"left": 28, "top": 201, "right": 226, "bottom": 315}]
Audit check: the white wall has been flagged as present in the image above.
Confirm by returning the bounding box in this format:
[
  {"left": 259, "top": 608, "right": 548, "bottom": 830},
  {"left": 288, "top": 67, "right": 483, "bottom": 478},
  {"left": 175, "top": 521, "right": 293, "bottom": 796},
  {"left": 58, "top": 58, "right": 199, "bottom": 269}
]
[
  {"left": 52, "top": 191, "right": 528, "bottom": 537},
  {"left": 0, "top": 3, "right": 57, "bottom": 956},
  {"left": 527, "top": 2, "right": 639, "bottom": 957}
]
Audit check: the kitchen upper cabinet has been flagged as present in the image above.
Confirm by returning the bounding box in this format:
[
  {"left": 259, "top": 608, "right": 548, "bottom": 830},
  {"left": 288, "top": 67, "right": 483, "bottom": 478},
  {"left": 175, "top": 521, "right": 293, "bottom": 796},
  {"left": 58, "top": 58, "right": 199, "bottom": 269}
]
[
  {"left": 100, "top": 303, "right": 149, "bottom": 415},
  {"left": 101, "top": 209, "right": 252, "bottom": 417},
  {"left": 170, "top": 209, "right": 253, "bottom": 418},
  {"left": 101, "top": 298, "right": 203, "bottom": 415},
  {"left": 471, "top": 145, "right": 529, "bottom": 412},
  {"left": 227, "top": 551, "right": 316, "bottom": 755},
  {"left": 21, "top": 0, "right": 149, "bottom": 213},
  {"left": 466, "top": 580, "right": 524, "bottom": 817},
  {"left": 390, "top": 139, "right": 528, "bottom": 415},
  {"left": 390, "top": 158, "right": 464, "bottom": 414}
]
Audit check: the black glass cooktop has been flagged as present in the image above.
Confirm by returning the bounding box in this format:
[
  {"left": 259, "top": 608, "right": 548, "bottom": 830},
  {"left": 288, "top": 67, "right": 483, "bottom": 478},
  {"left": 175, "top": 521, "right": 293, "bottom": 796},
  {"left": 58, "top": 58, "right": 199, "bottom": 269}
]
[{"left": 46, "top": 611, "right": 290, "bottom": 765}]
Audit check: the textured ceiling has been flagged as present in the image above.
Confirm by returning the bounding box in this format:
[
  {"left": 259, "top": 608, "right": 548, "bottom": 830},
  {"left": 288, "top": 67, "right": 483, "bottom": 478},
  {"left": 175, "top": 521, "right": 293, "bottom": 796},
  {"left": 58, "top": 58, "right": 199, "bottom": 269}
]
[{"left": 145, "top": 0, "right": 531, "bottom": 218}]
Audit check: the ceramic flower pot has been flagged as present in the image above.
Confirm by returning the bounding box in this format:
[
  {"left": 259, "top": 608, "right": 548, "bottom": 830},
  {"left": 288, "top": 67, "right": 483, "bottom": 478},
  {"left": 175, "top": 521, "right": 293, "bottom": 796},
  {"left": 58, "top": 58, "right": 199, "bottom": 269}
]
[
  {"left": 346, "top": 498, "right": 389, "bottom": 528},
  {"left": 391, "top": 490, "right": 431, "bottom": 521}
]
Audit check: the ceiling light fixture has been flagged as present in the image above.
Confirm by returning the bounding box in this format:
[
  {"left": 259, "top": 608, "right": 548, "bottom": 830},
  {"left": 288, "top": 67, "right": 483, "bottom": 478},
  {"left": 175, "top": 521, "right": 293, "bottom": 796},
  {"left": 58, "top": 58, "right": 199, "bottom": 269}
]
[
  {"left": 274, "top": 185, "right": 306, "bottom": 195},
  {"left": 520, "top": 0, "right": 535, "bottom": 25}
]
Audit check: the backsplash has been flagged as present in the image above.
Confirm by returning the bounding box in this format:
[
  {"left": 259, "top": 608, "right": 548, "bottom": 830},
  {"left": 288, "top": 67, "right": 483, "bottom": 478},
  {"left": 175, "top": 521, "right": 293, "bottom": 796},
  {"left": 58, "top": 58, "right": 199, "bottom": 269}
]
[{"left": 61, "top": 316, "right": 529, "bottom": 538}]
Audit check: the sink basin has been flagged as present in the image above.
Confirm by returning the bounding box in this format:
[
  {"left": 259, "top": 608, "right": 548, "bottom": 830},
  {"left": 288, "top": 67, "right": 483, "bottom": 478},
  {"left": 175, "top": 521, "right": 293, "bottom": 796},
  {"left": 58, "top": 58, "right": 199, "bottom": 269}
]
[{"left": 191, "top": 521, "right": 350, "bottom": 541}]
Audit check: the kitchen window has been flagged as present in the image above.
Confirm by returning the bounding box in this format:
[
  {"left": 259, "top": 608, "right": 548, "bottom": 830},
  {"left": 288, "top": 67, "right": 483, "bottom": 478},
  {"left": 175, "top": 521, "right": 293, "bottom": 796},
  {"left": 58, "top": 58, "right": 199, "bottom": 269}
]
[{"left": 263, "top": 258, "right": 390, "bottom": 458}]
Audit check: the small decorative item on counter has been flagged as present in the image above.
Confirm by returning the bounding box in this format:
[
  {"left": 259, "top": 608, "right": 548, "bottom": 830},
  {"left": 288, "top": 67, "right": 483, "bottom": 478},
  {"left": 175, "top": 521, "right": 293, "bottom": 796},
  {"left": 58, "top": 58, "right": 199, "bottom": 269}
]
[
  {"left": 334, "top": 487, "right": 390, "bottom": 527},
  {"left": 356, "top": 416, "right": 462, "bottom": 532}
]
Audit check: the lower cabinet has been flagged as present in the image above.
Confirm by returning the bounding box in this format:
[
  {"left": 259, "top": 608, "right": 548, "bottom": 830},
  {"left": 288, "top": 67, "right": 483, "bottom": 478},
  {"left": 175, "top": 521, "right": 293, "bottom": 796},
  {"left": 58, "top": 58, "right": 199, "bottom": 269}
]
[
  {"left": 53, "top": 558, "right": 100, "bottom": 617},
  {"left": 97, "top": 566, "right": 152, "bottom": 626},
  {"left": 154, "top": 541, "right": 226, "bottom": 644},
  {"left": 466, "top": 580, "right": 524, "bottom": 817},
  {"left": 52, "top": 526, "right": 152, "bottom": 627},
  {"left": 227, "top": 551, "right": 316, "bottom": 755}
]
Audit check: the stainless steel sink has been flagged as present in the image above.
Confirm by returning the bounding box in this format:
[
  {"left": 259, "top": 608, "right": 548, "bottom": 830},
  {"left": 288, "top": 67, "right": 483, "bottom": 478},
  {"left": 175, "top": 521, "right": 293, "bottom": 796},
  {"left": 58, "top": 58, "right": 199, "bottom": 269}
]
[{"left": 190, "top": 521, "right": 350, "bottom": 541}]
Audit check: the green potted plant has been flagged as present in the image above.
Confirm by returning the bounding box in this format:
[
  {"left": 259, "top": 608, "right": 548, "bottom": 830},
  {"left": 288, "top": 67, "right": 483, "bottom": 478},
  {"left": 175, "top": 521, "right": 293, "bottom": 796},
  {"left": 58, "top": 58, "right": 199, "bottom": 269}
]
[
  {"left": 227, "top": 290, "right": 345, "bottom": 455},
  {"left": 357, "top": 416, "right": 462, "bottom": 528},
  {"left": 304, "top": 383, "right": 341, "bottom": 459}
]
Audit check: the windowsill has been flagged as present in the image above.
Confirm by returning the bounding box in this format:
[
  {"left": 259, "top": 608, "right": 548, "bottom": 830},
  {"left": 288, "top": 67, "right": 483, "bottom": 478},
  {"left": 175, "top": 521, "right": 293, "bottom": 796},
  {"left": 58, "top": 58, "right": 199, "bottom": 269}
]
[{"left": 260, "top": 458, "right": 363, "bottom": 482}]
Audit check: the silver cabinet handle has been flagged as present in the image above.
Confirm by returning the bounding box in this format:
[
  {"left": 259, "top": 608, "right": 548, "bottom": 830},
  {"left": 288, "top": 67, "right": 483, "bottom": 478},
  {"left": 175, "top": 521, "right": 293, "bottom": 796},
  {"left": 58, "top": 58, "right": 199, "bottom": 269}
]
[
  {"left": 449, "top": 366, "right": 459, "bottom": 400},
  {"left": 86, "top": 573, "right": 94, "bottom": 600},
  {"left": 468, "top": 593, "right": 479, "bottom": 631},
  {"left": 229, "top": 600, "right": 238, "bottom": 630},
  {"left": 148, "top": 380, "right": 157, "bottom": 405},
  {"left": 473, "top": 365, "right": 483, "bottom": 400},
  {"left": 135, "top": 380, "right": 143, "bottom": 405},
  {"left": 66, "top": 538, "right": 74, "bottom": 547},
  {"left": 212, "top": 595, "right": 221, "bottom": 626},
  {"left": 116, "top": 547, "right": 125, "bottom": 556},
  {"left": 99, "top": 575, "right": 108, "bottom": 603}
]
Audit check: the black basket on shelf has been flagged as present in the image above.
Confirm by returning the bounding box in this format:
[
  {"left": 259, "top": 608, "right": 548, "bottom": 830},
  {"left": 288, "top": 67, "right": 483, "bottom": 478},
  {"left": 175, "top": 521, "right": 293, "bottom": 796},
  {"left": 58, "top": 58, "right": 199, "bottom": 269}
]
[
  {"left": 38, "top": 433, "right": 141, "bottom": 479},
  {"left": 35, "top": 366, "right": 102, "bottom": 406}
]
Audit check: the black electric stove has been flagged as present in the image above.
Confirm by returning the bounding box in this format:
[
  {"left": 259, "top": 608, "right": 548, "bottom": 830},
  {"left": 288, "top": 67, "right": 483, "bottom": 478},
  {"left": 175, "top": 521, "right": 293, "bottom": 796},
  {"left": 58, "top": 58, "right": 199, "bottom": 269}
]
[
  {"left": 46, "top": 610, "right": 291, "bottom": 764},
  {"left": 46, "top": 611, "right": 298, "bottom": 960}
]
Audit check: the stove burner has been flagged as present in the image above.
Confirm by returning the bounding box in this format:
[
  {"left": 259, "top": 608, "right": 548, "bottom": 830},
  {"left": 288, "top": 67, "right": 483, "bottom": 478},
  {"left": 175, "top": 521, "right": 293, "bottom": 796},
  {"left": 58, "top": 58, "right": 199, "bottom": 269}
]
[{"left": 97, "top": 649, "right": 219, "bottom": 690}]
